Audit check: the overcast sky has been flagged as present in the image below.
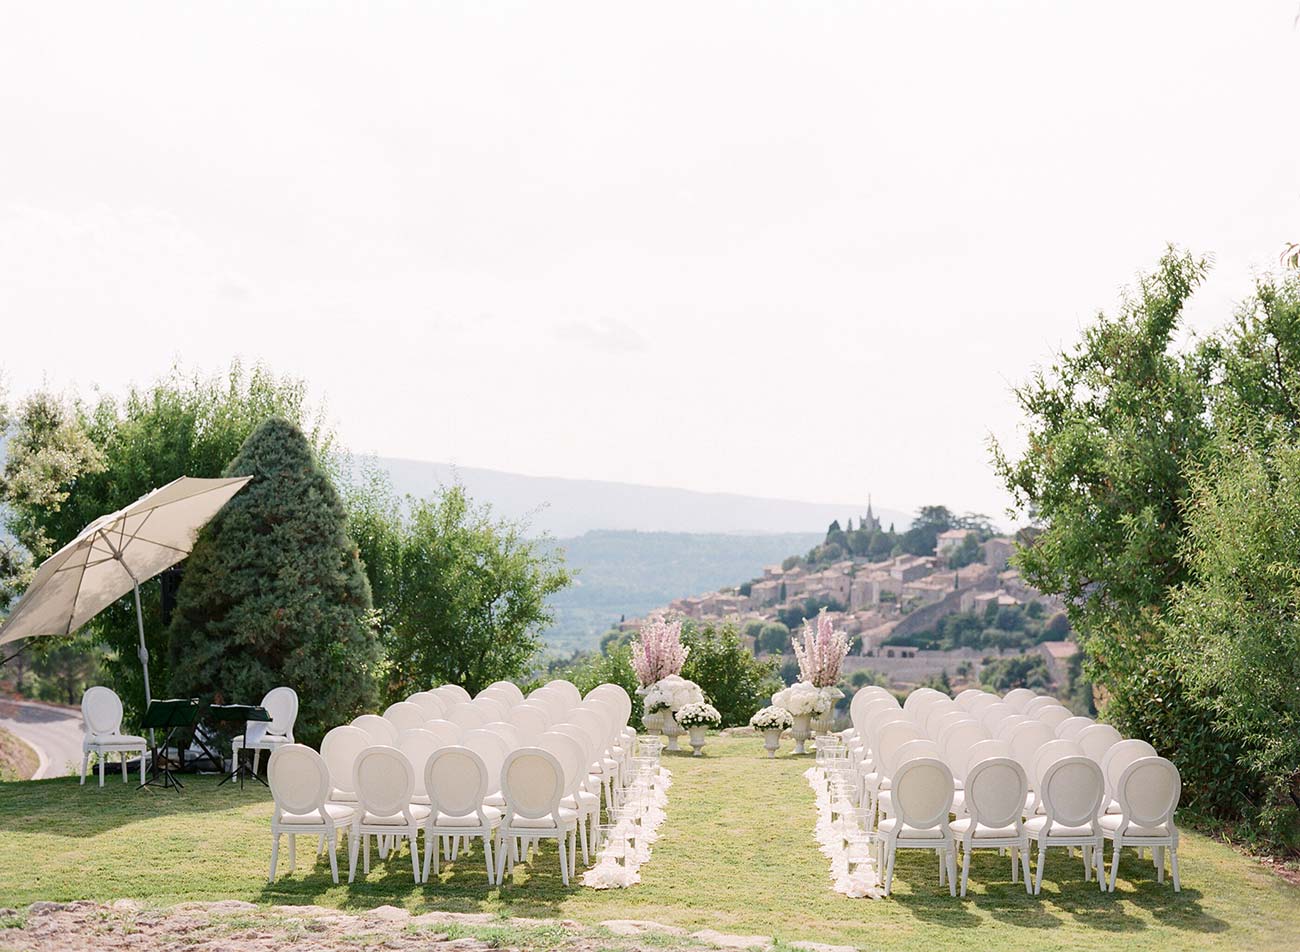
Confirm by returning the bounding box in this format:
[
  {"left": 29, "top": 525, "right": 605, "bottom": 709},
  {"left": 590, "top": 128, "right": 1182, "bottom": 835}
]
[{"left": 2, "top": 2, "right": 1298, "bottom": 521}]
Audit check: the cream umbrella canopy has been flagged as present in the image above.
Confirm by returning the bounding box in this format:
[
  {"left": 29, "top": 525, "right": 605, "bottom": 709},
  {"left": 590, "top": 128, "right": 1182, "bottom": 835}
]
[{"left": 0, "top": 475, "right": 252, "bottom": 704}]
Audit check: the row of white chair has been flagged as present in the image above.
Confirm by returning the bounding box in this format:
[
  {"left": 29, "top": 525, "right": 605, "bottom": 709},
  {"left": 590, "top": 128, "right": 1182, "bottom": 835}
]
[
  {"left": 267, "top": 680, "right": 636, "bottom": 886},
  {"left": 841, "top": 685, "right": 1181, "bottom": 896}
]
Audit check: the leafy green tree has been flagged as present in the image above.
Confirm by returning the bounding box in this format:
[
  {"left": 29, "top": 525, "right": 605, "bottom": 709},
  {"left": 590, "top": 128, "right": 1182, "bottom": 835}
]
[
  {"left": 354, "top": 477, "right": 572, "bottom": 700},
  {"left": 947, "top": 532, "right": 983, "bottom": 569},
  {"left": 756, "top": 621, "right": 791, "bottom": 655},
  {"left": 979, "top": 654, "right": 1052, "bottom": 693},
  {"left": 559, "top": 640, "right": 642, "bottom": 724},
  {"left": 168, "top": 418, "right": 380, "bottom": 746},
  {"left": 742, "top": 619, "right": 766, "bottom": 642},
  {"left": 1, "top": 364, "right": 323, "bottom": 720},
  {"left": 680, "top": 620, "right": 782, "bottom": 727}
]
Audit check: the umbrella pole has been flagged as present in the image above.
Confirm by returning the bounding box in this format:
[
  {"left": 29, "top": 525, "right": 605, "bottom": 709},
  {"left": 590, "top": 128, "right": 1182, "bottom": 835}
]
[{"left": 132, "top": 580, "right": 152, "bottom": 706}]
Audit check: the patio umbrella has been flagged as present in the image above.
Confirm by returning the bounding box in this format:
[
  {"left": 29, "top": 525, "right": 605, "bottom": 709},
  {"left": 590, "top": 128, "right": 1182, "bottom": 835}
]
[{"left": 0, "top": 475, "right": 251, "bottom": 704}]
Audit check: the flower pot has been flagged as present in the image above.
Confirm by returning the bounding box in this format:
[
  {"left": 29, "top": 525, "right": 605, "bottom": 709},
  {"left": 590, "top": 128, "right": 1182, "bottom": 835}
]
[
  {"left": 791, "top": 713, "right": 812, "bottom": 755},
  {"left": 642, "top": 710, "right": 664, "bottom": 735},
  {"left": 811, "top": 711, "right": 834, "bottom": 736},
  {"left": 688, "top": 725, "right": 707, "bottom": 756},
  {"left": 661, "top": 714, "right": 684, "bottom": 751},
  {"left": 763, "top": 729, "right": 782, "bottom": 758}
]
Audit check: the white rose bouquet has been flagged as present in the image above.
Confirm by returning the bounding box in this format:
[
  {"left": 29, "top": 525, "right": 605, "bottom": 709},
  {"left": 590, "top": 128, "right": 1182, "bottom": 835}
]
[
  {"left": 675, "top": 702, "right": 721, "bottom": 729},
  {"left": 749, "top": 706, "right": 794, "bottom": 732},
  {"left": 772, "top": 681, "right": 832, "bottom": 717},
  {"left": 643, "top": 674, "right": 705, "bottom": 713}
]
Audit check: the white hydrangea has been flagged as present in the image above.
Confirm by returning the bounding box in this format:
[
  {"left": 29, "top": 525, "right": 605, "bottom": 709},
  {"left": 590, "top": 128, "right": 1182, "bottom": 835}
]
[
  {"left": 643, "top": 674, "right": 705, "bottom": 713},
  {"left": 772, "top": 681, "right": 832, "bottom": 717}
]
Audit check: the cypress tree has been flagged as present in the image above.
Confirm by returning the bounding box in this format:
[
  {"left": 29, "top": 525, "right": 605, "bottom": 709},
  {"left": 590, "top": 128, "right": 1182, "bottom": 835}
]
[{"left": 167, "top": 417, "right": 380, "bottom": 744}]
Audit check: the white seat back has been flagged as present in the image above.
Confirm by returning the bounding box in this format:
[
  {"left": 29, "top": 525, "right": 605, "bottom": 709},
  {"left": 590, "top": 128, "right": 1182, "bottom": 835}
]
[
  {"left": 262, "top": 686, "right": 299, "bottom": 737},
  {"left": 1056, "top": 716, "right": 1095, "bottom": 740},
  {"left": 488, "top": 680, "right": 526, "bottom": 705},
  {"left": 482, "top": 721, "right": 522, "bottom": 751},
  {"left": 1038, "top": 756, "right": 1105, "bottom": 829},
  {"left": 994, "top": 714, "right": 1031, "bottom": 741},
  {"left": 353, "top": 745, "right": 415, "bottom": 818},
  {"left": 1002, "top": 688, "right": 1036, "bottom": 713},
  {"left": 891, "top": 757, "right": 955, "bottom": 830},
  {"left": 1036, "top": 705, "right": 1073, "bottom": 730},
  {"left": 426, "top": 746, "right": 490, "bottom": 818},
  {"left": 1008, "top": 720, "right": 1057, "bottom": 774},
  {"left": 501, "top": 748, "right": 565, "bottom": 820},
  {"left": 963, "top": 757, "right": 1028, "bottom": 831},
  {"left": 396, "top": 728, "right": 443, "bottom": 798},
  {"left": 545, "top": 679, "right": 583, "bottom": 707},
  {"left": 1023, "top": 695, "right": 1059, "bottom": 717},
  {"left": 351, "top": 714, "right": 398, "bottom": 746},
  {"left": 508, "top": 705, "right": 550, "bottom": 742},
  {"left": 463, "top": 729, "right": 510, "bottom": 798},
  {"left": 436, "top": 684, "right": 472, "bottom": 704},
  {"left": 1032, "top": 739, "right": 1084, "bottom": 792},
  {"left": 1102, "top": 739, "right": 1159, "bottom": 799},
  {"left": 384, "top": 702, "right": 427, "bottom": 733},
  {"left": 876, "top": 722, "right": 928, "bottom": 779},
  {"left": 980, "top": 702, "right": 1013, "bottom": 734},
  {"left": 320, "top": 725, "right": 370, "bottom": 797},
  {"left": 537, "top": 730, "right": 585, "bottom": 799},
  {"left": 82, "top": 686, "right": 125, "bottom": 737},
  {"left": 1115, "top": 756, "right": 1181, "bottom": 830},
  {"left": 407, "top": 691, "right": 448, "bottom": 720},
  {"left": 268, "top": 744, "right": 331, "bottom": 818},
  {"left": 421, "top": 719, "right": 463, "bottom": 748},
  {"left": 449, "top": 702, "right": 488, "bottom": 730},
  {"left": 473, "top": 696, "right": 511, "bottom": 724},
  {"left": 1077, "top": 723, "right": 1123, "bottom": 762}
]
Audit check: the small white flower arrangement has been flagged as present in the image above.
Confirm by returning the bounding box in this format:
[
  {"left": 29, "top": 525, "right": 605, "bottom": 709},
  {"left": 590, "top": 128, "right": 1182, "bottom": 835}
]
[
  {"left": 674, "top": 702, "right": 721, "bottom": 729},
  {"left": 772, "top": 681, "right": 832, "bottom": 717},
  {"left": 750, "top": 706, "right": 794, "bottom": 732}
]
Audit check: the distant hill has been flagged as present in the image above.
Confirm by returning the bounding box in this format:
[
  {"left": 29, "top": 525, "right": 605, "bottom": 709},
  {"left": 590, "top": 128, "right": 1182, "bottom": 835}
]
[
  {"left": 538, "top": 530, "right": 823, "bottom": 654},
  {"left": 374, "top": 456, "right": 908, "bottom": 538}
]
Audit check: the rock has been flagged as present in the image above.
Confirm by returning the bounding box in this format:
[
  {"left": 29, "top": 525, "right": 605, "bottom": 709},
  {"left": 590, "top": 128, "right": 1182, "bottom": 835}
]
[
  {"left": 792, "top": 943, "right": 859, "bottom": 952},
  {"left": 111, "top": 899, "right": 143, "bottom": 913},
  {"left": 26, "top": 902, "right": 70, "bottom": 916},
  {"left": 602, "top": 919, "right": 687, "bottom": 937},
  {"left": 365, "top": 905, "right": 410, "bottom": 922},
  {"left": 690, "top": 929, "right": 774, "bottom": 950},
  {"left": 198, "top": 900, "right": 258, "bottom": 914}
]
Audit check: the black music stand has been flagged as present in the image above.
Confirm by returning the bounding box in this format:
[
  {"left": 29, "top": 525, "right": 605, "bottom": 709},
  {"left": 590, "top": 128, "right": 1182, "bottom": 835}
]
[
  {"left": 209, "top": 704, "right": 272, "bottom": 788},
  {"left": 138, "top": 698, "right": 201, "bottom": 792}
]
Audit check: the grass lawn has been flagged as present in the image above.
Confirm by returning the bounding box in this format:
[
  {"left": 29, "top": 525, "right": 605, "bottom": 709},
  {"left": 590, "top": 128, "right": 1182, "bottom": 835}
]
[
  {"left": 0, "top": 729, "right": 37, "bottom": 782},
  {"left": 0, "top": 733, "right": 1295, "bottom": 951}
]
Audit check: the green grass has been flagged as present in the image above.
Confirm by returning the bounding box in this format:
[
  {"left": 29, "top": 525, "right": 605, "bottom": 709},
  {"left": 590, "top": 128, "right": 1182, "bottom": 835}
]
[
  {"left": 0, "top": 734, "right": 1295, "bottom": 950},
  {"left": 0, "top": 727, "right": 37, "bottom": 782}
]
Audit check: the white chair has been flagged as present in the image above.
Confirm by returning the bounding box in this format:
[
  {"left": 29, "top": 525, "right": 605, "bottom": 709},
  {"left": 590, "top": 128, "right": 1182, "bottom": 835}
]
[
  {"left": 348, "top": 746, "right": 429, "bottom": 883},
  {"left": 1025, "top": 756, "right": 1106, "bottom": 893},
  {"left": 1102, "top": 756, "right": 1182, "bottom": 891},
  {"left": 497, "top": 747, "right": 579, "bottom": 886},
  {"left": 1028, "top": 740, "right": 1084, "bottom": 814},
  {"left": 1036, "top": 705, "right": 1073, "bottom": 731},
  {"left": 1002, "top": 688, "right": 1036, "bottom": 713},
  {"left": 80, "top": 686, "right": 148, "bottom": 787},
  {"left": 1077, "top": 723, "right": 1123, "bottom": 763},
  {"left": 1101, "top": 739, "right": 1158, "bottom": 814},
  {"left": 422, "top": 719, "right": 463, "bottom": 748},
  {"left": 965, "top": 693, "right": 999, "bottom": 717},
  {"left": 384, "top": 701, "right": 427, "bottom": 733},
  {"left": 351, "top": 714, "right": 399, "bottom": 746},
  {"left": 954, "top": 689, "right": 990, "bottom": 711},
  {"left": 396, "top": 729, "right": 443, "bottom": 804},
  {"left": 866, "top": 720, "right": 926, "bottom": 826},
  {"left": 423, "top": 746, "right": 502, "bottom": 883},
  {"left": 449, "top": 702, "right": 489, "bottom": 731},
  {"left": 320, "top": 725, "right": 371, "bottom": 802},
  {"left": 545, "top": 679, "right": 583, "bottom": 707},
  {"left": 473, "top": 696, "right": 511, "bottom": 724},
  {"left": 267, "top": 744, "right": 353, "bottom": 884},
  {"left": 436, "top": 684, "right": 472, "bottom": 704},
  {"left": 483, "top": 721, "right": 522, "bottom": 751},
  {"left": 541, "top": 729, "right": 600, "bottom": 864},
  {"left": 876, "top": 757, "right": 958, "bottom": 897},
  {"left": 487, "top": 680, "right": 526, "bottom": 705},
  {"left": 407, "top": 691, "right": 448, "bottom": 720},
  {"left": 980, "top": 702, "right": 1014, "bottom": 735},
  {"left": 994, "top": 714, "right": 1031, "bottom": 741},
  {"left": 509, "top": 704, "right": 552, "bottom": 740},
  {"left": 1023, "top": 696, "right": 1059, "bottom": 717},
  {"left": 951, "top": 756, "right": 1032, "bottom": 896},
  {"left": 1056, "top": 716, "right": 1095, "bottom": 740},
  {"left": 233, "top": 686, "right": 299, "bottom": 775}
]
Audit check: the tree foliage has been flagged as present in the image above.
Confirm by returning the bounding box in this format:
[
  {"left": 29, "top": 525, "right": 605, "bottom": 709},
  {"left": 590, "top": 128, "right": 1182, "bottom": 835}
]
[
  {"left": 680, "top": 619, "right": 782, "bottom": 727},
  {"left": 167, "top": 419, "right": 380, "bottom": 747}
]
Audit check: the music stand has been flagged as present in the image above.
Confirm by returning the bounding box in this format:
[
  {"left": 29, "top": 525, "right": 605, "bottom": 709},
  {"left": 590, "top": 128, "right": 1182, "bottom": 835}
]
[
  {"left": 138, "top": 698, "right": 201, "bottom": 792},
  {"left": 208, "top": 704, "right": 272, "bottom": 788}
]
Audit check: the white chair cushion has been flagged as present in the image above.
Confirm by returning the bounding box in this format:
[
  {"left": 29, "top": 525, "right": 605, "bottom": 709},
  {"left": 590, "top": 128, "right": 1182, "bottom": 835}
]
[
  {"left": 506, "top": 808, "right": 579, "bottom": 829},
  {"left": 433, "top": 806, "right": 502, "bottom": 827},
  {"left": 329, "top": 790, "right": 359, "bottom": 802},
  {"left": 235, "top": 734, "right": 291, "bottom": 749},
  {"left": 362, "top": 804, "right": 432, "bottom": 825},
  {"left": 1024, "top": 816, "right": 1098, "bottom": 838},
  {"left": 280, "top": 803, "right": 355, "bottom": 824},
  {"left": 877, "top": 817, "right": 945, "bottom": 839},
  {"left": 87, "top": 734, "right": 147, "bottom": 747},
  {"left": 563, "top": 791, "right": 599, "bottom": 811},
  {"left": 951, "top": 817, "right": 1020, "bottom": 838},
  {"left": 1099, "top": 814, "right": 1171, "bottom": 837},
  {"left": 951, "top": 790, "right": 966, "bottom": 814}
]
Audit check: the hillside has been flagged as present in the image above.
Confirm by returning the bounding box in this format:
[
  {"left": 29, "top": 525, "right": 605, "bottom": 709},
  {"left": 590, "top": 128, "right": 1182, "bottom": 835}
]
[{"left": 540, "top": 530, "right": 822, "bottom": 653}]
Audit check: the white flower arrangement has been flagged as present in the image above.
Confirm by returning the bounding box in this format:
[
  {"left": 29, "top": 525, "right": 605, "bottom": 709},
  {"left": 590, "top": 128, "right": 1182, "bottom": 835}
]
[
  {"left": 749, "top": 705, "right": 794, "bottom": 732},
  {"left": 772, "top": 681, "right": 832, "bottom": 717},
  {"left": 643, "top": 674, "right": 705, "bottom": 713},
  {"left": 675, "top": 702, "right": 721, "bottom": 729}
]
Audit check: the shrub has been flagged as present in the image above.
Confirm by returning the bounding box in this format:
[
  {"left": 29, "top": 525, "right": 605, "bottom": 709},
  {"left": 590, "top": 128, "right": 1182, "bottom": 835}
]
[{"left": 680, "top": 620, "right": 782, "bottom": 727}]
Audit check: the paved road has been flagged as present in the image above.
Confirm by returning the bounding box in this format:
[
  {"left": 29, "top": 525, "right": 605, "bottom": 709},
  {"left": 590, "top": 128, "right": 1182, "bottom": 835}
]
[{"left": 0, "top": 698, "right": 83, "bottom": 779}]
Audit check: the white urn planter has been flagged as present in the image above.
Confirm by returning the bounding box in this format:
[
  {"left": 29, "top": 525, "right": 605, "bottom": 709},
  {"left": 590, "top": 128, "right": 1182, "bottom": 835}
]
[
  {"left": 642, "top": 710, "right": 665, "bottom": 735},
  {"left": 688, "top": 725, "right": 708, "bottom": 756},
  {"left": 763, "top": 729, "right": 783, "bottom": 758},
  {"left": 791, "top": 713, "right": 813, "bottom": 755},
  {"left": 811, "top": 711, "right": 834, "bottom": 736},
  {"left": 661, "top": 714, "right": 684, "bottom": 751}
]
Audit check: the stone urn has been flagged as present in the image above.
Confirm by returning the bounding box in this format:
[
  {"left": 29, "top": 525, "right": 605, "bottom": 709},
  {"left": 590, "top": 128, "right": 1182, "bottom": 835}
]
[
  {"left": 791, "top": 713, "right": 813, "bottom": 755},
  {"left": 642, "top": 710, "right": 665, "bottom": 735},
  {"left": 661, "top": 713, "right": 684, "bottom": 751},
  {"left": 763, "top": 729, "right": 783, "bottom": 758},
  {"left": 688, "top": 725, "right": 708, "bottom": 756},
  {"left": 811, "top": 710, "right": 834, "bottom": 736}
]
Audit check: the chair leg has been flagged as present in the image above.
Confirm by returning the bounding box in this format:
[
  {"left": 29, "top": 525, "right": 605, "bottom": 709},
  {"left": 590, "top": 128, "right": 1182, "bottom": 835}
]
[
  {"left": 1082, "top": 844, "right": 1091, "bottom": 882},
  {"left": 364, "top": 833, "right": 371, "bottom": 874},
  {"left": 946, "top": 849, "right": 957, "bottom": 897},
  {"left": 569, "top": 829, "right": 577, "bottom": 879},
  {"left": 1109, "top": 837, "right": 1122, "bottom": 892},
  {"left": 348, "top": 828, "right": 360, "bottom": 883},
  {"left": 483, "top": 833, "right": 495, "bottom": 885},
  {"left": 558, "top": 833, "right": 570, "bottom": 886},
  {"left": 410, "top": 833, "right": 421, "bottom": 883},
  {"left": 121, "top": 752, "right": 128, "bottom": 782},
  {"left": 1170, "top": 846, "right": 1180, "bottom": 892},
  {"left": 1096, "top": 841, "right": 1106, "bottom": 890},
  {"left": 98, "top": 755, "right": 105, "bottom": 787},
  {"left": 883, "top": 846, "right": 896, "bottom": 897},
  {"left": 495, "top": 832, "right": 508, "bottom": 884},
  {"left": 80, "top": 752, "right": 89, "bottom": 785},
  {"left": 1034, "top": 843, "right": 1046, "bottom": 895},
  {"left": 269, "top": 833, "right": 280, "bottom": 883},
  {"left": 288, "top": 834, "right": 296, "bottom": 874},
  {"left": 960, "top": 846, "right": 971, "bottom": 898},
  {"left": 1020, "top": 843, "right": 1032, "bottom": 894},
  {"left": 1155, "top": 846, "right": 1165, "bottom": 884},
  {"left": 327, "top": 830, "right": 341, "bottom": 884},
  {"left": 577, "top": 813, "right": 590, "bottom": 865}
]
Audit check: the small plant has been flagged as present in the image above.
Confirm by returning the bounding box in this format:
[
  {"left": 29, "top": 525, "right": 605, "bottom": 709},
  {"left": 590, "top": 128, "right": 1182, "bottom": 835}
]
[
  {"left": 749, "top": 705, "right": 793, "bottom": 732},
  {"left": 772, "top": 681, "right": 832, "bottom": 716},
  {"left": 642, "top": 674, "right": 704, "bottom": 713},
  {"left": 675, "top": 702, "right": 721, "bottom": 729}
]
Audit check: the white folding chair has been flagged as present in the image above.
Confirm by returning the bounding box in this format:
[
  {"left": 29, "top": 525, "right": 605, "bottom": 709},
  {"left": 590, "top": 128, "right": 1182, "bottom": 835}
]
[
  {"left": 876, "top": 757, "right": 958, "bottom": 897},
  {"left": 348, "top": 745, "right": 429, "bottom": 883},
  {"left": 234, "top": 686, "right": 298, "bottom": 774},
  {"left": 351, "top": 714, "right": 399, "bottom": 746},
  {"left": 423, "top": 746, "right": 501, "bottom": 883},
  {"left": 384, "top": 701, "right": 427, "bottom": 733},
  {"left": 1055, "top": 716, "right": 1095, "bottom": 740},
  {"left": 320, "top": 725, "right": 370, "bottom": 802},
  {"left": 951, "top": 756, "right": 1032, "bottom": 896},
  {"left": 496, "top": 748, "right": 579, "bottom": 886},
  {"left": 1025, "top": 755, "right": 1106, "bottom": 893},
  {"left": 1102, "top": 755, "right": 1182, "bottom": 891}
]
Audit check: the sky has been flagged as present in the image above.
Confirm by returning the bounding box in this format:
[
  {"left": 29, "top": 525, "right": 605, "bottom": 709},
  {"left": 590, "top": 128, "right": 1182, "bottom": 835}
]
[{"left": 1, "top": 1, "right": 1298, "bottom": 522}]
